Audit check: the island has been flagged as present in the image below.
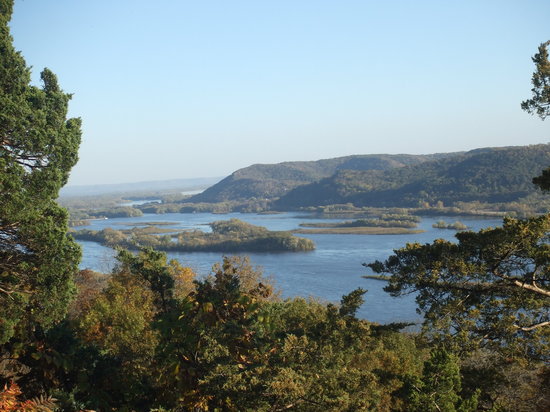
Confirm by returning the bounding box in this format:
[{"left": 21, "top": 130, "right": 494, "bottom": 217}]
[
  {"left": 72, "top": 218, "right": 315, "bottom": 252},
  {"left": 293, "top": 215, "right": 424, "bottom": 235},
  {"left": 432, "top": 220, "right": 468, "bottom": 230}
]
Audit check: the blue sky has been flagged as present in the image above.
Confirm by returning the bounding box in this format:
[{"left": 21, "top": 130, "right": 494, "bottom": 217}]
[{"left": 9, "top": 0, "right": 550, "bottom": 185}]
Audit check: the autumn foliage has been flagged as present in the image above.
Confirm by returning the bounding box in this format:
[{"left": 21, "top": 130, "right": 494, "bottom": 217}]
[{"left": 0, "top": 382, "right": 56, "bottom": 412}]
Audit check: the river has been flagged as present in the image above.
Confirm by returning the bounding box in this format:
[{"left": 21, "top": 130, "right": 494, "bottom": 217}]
[{"left": 77, "top": 212, "right": 503, "bottom": 325}]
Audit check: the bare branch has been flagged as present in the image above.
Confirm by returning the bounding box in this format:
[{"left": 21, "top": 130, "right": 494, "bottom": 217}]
[
  {"left": 511, "top": 279, "right": 550, "bottom": 298},
  {"left": 492, "top": 268, "right": 550, "bottom": 298},
  {"left": 514, "top": 321, "right": 550, "bottom": 331}
]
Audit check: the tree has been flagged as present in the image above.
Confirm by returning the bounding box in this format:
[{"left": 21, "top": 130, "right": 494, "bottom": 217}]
[
  {"left": 367, "top": 215, "right": 550, "bottom": 361},
  {"left": 522, "top": 40, "right": 550, "bottom": 191},
  {"left": 403, "top": 349, "right": 478, "bottom": 412},
  {"left": 522, "top": 41, "right": 550, "bottom": 120},
  {"left": 74, "top": 271, "right": 160, "bottom": 409},
  {"left": 115, "top": 247, "right": 178, "bottom": 312},
  {"left": 533, "top": 169, "right": 550, "bottom": 192},
  {"left": 0, "top": 0, "right": 81, "bottom": 344}
]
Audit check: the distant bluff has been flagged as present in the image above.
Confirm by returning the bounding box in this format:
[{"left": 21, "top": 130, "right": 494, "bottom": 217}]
[
  {"left": 274, "top": 144, "right": 550, "bottom": 209},
  {"left": 189, "top": 153, "right": 455, "bottom": 203}
]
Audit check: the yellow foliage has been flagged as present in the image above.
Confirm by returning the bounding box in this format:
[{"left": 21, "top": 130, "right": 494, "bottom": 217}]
[
  {"left": 0, "top": 382, "right": 56, "bottom": 412},
  {"left": 76, "top": 272, "right": 159, "bottom": 369},
  {"left": 168, "top": 259, "right": 196, "bottom": 298}
]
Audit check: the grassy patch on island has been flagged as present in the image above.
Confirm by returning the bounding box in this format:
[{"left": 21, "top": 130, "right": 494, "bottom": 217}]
[
  {"left": 296, "top": 214, "right": 423, "bottom": 234},
  {"left": 293, "top": 227, "right": 424, "bottom": 235}
]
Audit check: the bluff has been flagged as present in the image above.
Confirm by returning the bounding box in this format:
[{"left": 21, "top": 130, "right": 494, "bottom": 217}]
[
  {"left": 274, "top": 144, "right": 550, "bottom": 209},
  {"left": 189, "top": 153, "right": 453, "bottom": 202}
]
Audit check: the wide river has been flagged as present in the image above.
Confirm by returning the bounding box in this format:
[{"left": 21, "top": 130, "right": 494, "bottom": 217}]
[{"left": 77, "top": 212, "right": 502, "bottom": 325}]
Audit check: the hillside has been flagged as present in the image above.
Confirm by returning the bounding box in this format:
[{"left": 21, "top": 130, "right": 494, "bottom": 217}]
[
  {"left": 189, "top": 153, "right": 454, "bottom": 202},
  {"left": 274, "top": 144, "right": 550, "bottom": 209}
]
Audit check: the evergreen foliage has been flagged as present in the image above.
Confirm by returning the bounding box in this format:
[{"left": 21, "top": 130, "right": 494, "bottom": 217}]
[
  {"left": 522, "top": 41, "right": 550, "bottom": 193},
  {"left": 403, "top": 349, "right": 478, "bottom": 412},
  {"left": 0, "top": 0, "right": 81, "bottom": 344},
  {"left": 368, "top": 215, "right": 550, "bottom": 362},
  {"left": 521, "top": 41, "right": 550, "bottom": 120}
]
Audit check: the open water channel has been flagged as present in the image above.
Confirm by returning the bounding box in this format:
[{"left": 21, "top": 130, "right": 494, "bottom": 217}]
[{"left": 77, "top": 212, "right": 502, "bottom": 325}]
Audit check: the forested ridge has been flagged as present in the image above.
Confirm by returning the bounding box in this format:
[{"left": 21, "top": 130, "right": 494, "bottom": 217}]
[
  {"left": 1, "top": 1, "right": 549, "bottom": 410},
  {"left": 186, "top": 144, "right": 550, "bottom": 212},
  {"left": 275, "top": 144, "right": 550, "bottom": 209},
  {"left": 190, "top": 152, "right": 455, "bottom": 203}
]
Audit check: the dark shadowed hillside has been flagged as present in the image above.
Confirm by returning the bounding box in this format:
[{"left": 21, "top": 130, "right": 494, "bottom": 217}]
[
  {"left": 274, "top": 144, "right": 550, "bottom": 209},
  {"left": 189, "top": 153, "right": 454, "bottom": 202}
]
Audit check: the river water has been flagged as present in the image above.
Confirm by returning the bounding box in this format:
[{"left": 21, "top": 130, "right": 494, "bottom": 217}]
[{"left": 77, "top": 212, "right": 502, "bottom": 325}]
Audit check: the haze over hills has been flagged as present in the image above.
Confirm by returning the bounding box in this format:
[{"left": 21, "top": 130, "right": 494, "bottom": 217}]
[
  {"left": 62, "top": 144, "right": 550, "bottom": 212},
  {"left": 60, "top": 177, "right": 222, "bottom": 197},
  {"left": 189, "top": 153, "right": 458, "bottom": 203}
]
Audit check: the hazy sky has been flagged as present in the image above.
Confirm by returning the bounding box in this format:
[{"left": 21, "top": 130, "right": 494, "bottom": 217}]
[{"left": 9, "top": 0, "right": 550, "bottom": 186}]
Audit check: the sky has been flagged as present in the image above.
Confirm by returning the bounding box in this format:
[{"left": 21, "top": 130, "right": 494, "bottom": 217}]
[{"left": 8, "top": 0, "right": 550, "bottom": 186}]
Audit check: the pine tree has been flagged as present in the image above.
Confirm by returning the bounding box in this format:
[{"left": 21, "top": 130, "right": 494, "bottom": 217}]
[
  {"left": 405, "top": 349, "right": 478, "bottom": 412},
  {"left": 522, "top": 41, "right": 550, "bottom": 191},
  {"left": 522, "top": 41, "right": 550, "bottom": 120},
  {"left": 368, "top": 215, "right": 550, "bottom": 362}
]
